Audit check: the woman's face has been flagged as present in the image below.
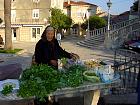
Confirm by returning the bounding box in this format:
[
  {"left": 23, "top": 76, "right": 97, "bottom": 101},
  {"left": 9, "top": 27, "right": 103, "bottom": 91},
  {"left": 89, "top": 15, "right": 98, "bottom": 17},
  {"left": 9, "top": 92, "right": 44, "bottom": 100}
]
[{"left": 46, "top": 30, "right": 54, "bottom": 41}]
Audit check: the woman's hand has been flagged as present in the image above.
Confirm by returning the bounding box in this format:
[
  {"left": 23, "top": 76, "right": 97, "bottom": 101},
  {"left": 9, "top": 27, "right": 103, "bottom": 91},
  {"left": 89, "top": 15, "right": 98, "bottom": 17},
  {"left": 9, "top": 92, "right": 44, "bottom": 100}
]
[
  {"left": 70, "top": 53, "right": 80, "bottom": 61},
  {"left": 50, "top": 60, "right": 58, "bottom": 67}
]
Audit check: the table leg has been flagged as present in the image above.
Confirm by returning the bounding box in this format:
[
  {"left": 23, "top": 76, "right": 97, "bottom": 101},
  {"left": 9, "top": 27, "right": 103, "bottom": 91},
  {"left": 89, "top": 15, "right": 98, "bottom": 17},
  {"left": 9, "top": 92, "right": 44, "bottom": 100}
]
[{"left": 84, "top": 90, "right": 100, "bottom": 105}]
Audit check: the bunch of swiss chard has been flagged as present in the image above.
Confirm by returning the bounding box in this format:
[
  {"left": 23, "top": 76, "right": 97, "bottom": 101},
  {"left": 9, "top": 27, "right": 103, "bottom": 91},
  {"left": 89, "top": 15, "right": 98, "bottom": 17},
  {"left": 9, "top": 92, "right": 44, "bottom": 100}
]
[
  {"left": 18, "top": 64, "right": 61, "bottom": 101},
  {"left": 59, "top": 65, "right": 87, "bottom": 88},
  {"left": 18, "top": 64, "right": 86, "bottom": 102}
]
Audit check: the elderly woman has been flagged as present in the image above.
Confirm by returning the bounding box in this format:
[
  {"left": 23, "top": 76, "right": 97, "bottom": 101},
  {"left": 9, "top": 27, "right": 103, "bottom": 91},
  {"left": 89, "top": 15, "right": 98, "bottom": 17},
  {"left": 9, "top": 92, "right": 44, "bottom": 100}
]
[
  {"left": 35, "top": 26, "right": 78, "bottom": 69},
  {"left": 34, "top": 26, "right": 79, "bottom": 105}
]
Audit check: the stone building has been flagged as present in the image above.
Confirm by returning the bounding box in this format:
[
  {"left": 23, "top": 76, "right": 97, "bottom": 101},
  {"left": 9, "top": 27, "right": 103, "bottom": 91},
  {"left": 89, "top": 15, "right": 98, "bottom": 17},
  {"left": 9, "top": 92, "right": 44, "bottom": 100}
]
[{"left": 0, "top": 0, "right": 64, "bottom": 42}]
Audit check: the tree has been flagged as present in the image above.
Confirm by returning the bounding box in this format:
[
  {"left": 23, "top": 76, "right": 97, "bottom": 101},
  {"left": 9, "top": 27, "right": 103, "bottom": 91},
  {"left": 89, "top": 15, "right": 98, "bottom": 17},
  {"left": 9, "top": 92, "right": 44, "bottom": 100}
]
[
  {"left": 49, "top": 8, "right": 72, "bottom": 30},
  {"left": 81, "top": 16, "right": 107, "bottom": 30},
  {"left": 132, "top": 1, "right": 138, "bottom": 12},
  {"left": 4, "top": 0, "right": 13, "bottom": 50}
]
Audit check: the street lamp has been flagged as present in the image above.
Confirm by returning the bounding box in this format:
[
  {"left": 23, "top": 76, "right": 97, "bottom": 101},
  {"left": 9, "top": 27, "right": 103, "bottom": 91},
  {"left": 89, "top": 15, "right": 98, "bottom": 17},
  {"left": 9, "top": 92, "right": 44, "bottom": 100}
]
[
  {"left": 86, "top": 8, "right": 91, "bottom": 39},
  {"left": 107, "top": 0, "right": 112, "bottom": 38}
]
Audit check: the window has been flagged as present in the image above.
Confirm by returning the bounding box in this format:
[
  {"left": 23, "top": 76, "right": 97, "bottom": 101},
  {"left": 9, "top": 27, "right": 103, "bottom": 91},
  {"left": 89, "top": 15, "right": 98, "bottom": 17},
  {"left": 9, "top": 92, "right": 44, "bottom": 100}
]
[
  {"left": 32, "top": 28, "right": 41, "bottom": 38},
  {"left": 32, "top": 9, "right": 39, "bottom": 19},
  {"left": 11, "top": 10, "right": 16, "bottom": 18},
  {"left": 37, "top": 28, "right": 40, "bottom": 34},
  {"left": 32, "top": 28, "right": 36, "bottom": 38},
  {"left": 11, "top": 10, "right": 16, "bottom": 22},
  {"left": 33, "top": 0, "right": 40, "bottom": 3}
]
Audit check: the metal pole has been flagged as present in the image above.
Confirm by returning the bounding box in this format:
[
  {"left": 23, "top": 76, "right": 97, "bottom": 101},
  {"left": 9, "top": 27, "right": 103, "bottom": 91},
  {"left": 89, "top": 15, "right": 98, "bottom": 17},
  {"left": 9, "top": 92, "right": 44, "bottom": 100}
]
[
  {"left": 87, "top": 9, "right": 91, "bottom": 39},
  {"left": 88, "top": 16, "right": 90, "bottom": 38},
  {"left": 107, "top": 0, "right": 112, "bottom": 38},
  {"left": 107, "top": 7, "right": 110, "bottom": 37}
]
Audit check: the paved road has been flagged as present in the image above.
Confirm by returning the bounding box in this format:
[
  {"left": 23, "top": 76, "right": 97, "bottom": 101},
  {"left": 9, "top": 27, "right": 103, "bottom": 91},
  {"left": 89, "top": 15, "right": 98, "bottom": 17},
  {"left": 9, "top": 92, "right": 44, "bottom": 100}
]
[{"left": 0, "top": 36, "right": 114, "bottom": 70}]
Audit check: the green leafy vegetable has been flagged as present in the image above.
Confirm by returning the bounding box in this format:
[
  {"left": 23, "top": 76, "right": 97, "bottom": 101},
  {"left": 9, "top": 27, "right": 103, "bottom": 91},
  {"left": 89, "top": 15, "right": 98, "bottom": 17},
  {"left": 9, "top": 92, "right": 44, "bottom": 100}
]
[
  {"left": 85, "top": 72, "right": 96, "bottom": 76},
  {"left": 18, "top": 64, "right": 60, "bottom": 102},
  {"left": 59, "top": 65, "right": 86, "bottom": 87},
  {"left": 1, "top": 85, "right": 13, "bottom": 96},
  {"left": 18, "top": 64, "right": 87, "bottom": 101}
]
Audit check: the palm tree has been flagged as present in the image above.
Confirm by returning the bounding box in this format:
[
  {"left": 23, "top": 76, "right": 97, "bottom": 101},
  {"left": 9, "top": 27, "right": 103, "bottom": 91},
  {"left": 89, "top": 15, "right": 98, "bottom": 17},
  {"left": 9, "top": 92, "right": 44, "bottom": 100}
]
[{"left": 4, "top": 0, "right": 12, "bottom": 50}]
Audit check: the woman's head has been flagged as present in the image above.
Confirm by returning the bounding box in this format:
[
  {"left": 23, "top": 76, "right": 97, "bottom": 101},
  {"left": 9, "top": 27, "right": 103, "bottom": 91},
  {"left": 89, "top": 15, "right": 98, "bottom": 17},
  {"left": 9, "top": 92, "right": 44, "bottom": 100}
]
[{"left": 41, "top": 26, "right": 55, "bottom": 41}]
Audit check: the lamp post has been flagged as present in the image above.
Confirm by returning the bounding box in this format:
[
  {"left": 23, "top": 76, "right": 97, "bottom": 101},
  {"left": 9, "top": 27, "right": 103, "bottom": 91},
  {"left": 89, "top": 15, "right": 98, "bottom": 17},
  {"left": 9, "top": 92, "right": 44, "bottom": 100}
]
[
  {"left": 107, "top": 0, "right": 112, "bottom": 38},
  {"left": 86, "top": 8, "right": 91, "bottom": 39}
]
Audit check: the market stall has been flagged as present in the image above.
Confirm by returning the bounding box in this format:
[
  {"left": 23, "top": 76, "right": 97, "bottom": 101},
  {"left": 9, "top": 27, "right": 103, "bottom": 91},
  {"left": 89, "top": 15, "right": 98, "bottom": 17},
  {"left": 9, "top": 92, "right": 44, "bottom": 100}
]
[{"left": 0, "top": 59, "right": 121, "bottom": 105}]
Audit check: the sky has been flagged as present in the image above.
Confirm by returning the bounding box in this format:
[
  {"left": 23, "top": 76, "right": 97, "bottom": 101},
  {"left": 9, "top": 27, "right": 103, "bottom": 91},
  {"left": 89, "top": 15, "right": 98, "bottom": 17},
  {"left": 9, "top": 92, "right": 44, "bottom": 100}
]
[{"left": 86, "top": 0, "right": 135, "bottom": 15}]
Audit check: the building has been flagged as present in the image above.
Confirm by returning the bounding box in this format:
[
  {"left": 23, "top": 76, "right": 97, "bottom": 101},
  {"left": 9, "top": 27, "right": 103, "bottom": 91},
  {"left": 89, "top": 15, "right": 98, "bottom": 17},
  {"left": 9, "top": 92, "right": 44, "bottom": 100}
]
[
  {"left": 111, "top": 11, "right": 130, "bottom": 24},
  {"left": 96, "top": 7, "right": 107, "bottom": 17},
  {"left": 0, "top": 0, "right": 64, "bottom": 42},
  {"left": 129, "top": 0, "right": 139, "bottom": 19},
  {"left": 63, "top": 1, "right": 98, "bottom": 24}
]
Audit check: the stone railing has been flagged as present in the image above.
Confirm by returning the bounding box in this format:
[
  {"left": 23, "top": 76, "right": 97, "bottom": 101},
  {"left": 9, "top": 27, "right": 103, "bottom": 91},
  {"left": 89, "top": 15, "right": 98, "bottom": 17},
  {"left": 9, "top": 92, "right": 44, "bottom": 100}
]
[
  {"left": 109, "top": 18, "right": 140, "bottom": 48},
  {"left": 89, "top": 18, "right": 140, "bottom": 38}
]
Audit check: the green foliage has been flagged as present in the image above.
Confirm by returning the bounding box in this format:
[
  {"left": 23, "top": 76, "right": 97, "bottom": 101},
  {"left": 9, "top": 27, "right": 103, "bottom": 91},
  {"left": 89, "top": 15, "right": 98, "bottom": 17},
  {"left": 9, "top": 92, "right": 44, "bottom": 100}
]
[
  {"left": 81, "top": 16, "right": 107, "bottom": 30},
  {"left": 1, "top": 85, "right": 13, "bottom": 96},
  {"left": 18, "top": 64, "right": 60, "bottom": 102},
  {"left": 0, "top": 49, "right": 22, "bottom": 54},
  {"left": 18, "top": 64, "right": 87, "bottom": 101},
  {"left": 59, "top": 65, "right": 87, "bottom": 88},
  {"left": 132, "top": 1, "right": 138, "bottom": 12},
  {"left": 0, "top": 18, "right": 3, "bottom": 24},
  {"left": 49, "top": 8, "right": 72, "bottom": 30}
]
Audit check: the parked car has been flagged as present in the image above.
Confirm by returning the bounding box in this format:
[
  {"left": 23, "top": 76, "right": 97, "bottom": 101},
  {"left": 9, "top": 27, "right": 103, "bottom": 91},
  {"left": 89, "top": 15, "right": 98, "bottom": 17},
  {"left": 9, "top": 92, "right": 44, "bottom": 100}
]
[
  {"left": 123, "top": 40, "right": 140, "bottom": 53},
  {"left": 123, "top": 40, "right": 137, "bottom": 48},
  {"left": 128, "top": 41, "right": 140, "bottom": 53}
]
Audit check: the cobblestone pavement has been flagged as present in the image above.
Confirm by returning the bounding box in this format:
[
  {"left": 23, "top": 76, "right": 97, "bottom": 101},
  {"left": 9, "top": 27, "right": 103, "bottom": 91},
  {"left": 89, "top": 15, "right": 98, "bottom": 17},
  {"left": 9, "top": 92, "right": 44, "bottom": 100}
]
[{"left": 0, "top": 35, "right": 115, "bottom": 70}]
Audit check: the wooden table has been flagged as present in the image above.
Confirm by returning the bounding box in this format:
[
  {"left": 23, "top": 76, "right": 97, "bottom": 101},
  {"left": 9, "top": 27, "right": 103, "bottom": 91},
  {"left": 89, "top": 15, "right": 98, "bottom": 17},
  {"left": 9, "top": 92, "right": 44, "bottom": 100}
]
[{"left": 52, "top": 77, "right": 121, "bottom": 105}]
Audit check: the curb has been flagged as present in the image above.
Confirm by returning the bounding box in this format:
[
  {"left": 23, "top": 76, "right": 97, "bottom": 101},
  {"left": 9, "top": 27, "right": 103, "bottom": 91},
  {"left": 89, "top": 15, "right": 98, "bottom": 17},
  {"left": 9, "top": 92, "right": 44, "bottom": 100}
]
[{"left": 16, "top": 49, "right": 27, "bottom": 55}]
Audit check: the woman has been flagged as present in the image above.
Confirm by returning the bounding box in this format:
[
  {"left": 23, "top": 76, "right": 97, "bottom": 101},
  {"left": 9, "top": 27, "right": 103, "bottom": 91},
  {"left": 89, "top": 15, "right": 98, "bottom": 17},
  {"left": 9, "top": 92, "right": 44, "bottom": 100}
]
[
  {"left": 34, "top": 26, "right": 79, "bottom": 105},
  {"left": 35, "top": 26, "right": 78, "bottom": 68}
]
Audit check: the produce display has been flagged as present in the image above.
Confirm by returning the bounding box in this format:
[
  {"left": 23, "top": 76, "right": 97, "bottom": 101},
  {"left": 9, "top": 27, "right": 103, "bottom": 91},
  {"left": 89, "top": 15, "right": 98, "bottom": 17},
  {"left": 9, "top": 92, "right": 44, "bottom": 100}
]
[
  {"left": 18, "top": 64, "right": 87, "bottom": 101},
  {"left": 18, "top": 64, "right": 60, "bottom": 101},
  {"left": 2, "top": 58, "right": 115, "bottom": 102}
]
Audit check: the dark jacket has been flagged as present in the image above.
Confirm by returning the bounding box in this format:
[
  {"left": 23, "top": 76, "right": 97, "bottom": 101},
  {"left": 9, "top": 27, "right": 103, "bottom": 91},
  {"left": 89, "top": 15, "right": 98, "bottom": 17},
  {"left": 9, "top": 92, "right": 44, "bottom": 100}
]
[{"left": 35, "top": 39, "right": 71, "bottom": 66}]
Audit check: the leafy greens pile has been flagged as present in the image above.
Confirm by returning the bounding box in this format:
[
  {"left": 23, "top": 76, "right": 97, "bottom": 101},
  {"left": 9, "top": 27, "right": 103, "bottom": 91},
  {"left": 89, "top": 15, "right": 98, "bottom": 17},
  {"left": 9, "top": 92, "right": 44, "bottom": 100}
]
[
  {"left": 18, "top": 64, "right": 86, "bottom": 101},
  {"left": 18, "top": 64, "right": 60, "bottom": 101},
  {"left": 59, "top": 65, "right": 86, "bottom": 88}
]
